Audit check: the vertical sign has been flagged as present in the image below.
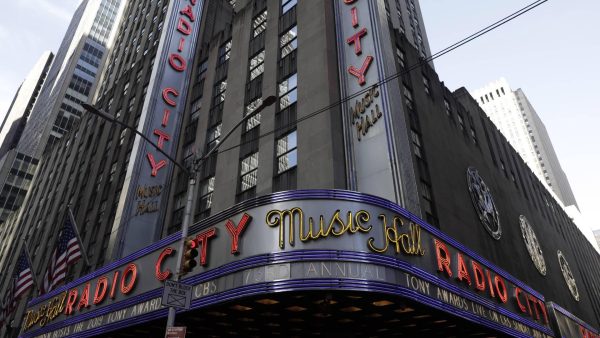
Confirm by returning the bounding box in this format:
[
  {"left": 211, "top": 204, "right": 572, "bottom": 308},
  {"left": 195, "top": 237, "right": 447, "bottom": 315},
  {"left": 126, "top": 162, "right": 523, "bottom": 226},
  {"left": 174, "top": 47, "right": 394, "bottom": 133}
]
[
  {"left": 111, "top": 0, "right": 204, "bottom": 258},
  {"left": 334, "top": 0, "right": 419, "bottom": 210}
]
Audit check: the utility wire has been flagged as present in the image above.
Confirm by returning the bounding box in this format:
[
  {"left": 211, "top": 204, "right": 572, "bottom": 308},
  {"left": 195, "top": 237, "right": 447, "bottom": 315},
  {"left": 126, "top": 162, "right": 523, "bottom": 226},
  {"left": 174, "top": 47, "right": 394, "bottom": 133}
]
[{"left": 214, "top": 0, "right": 548, "bottom": 156}]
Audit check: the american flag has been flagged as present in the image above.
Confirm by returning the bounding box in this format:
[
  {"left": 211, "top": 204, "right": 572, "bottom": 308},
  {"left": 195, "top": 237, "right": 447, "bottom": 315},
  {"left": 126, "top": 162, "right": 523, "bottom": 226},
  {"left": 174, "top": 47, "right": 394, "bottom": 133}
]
[
  {"left": 41, "top": 217, "right": 82, "bottom": 294},
  {"left": 13, "top": 247, "right": 34, "bottom": 299},
  {"left": 1, "top": 279, "right": 16, "bottom": 326}
]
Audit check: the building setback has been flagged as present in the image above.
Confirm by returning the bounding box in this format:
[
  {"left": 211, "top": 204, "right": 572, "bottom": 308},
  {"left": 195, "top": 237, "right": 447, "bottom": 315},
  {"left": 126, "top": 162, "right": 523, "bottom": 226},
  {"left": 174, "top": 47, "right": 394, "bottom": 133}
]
[{"left": 1, "top": 1, "right": 599, "bottom": 337}]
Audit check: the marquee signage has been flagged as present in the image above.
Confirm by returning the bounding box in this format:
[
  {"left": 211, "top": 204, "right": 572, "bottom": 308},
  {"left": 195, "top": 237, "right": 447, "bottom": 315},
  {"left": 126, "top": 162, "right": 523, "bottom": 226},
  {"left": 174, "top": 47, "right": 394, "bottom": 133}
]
[
  {"left": 113, "top": 0, "right": 204, "bottom": 258},
  {"left": 547, "top": 302, "right": 599, "bottom": 338},
  {"left": 22, "top": 191, "right": 579, "bottom": 337}
]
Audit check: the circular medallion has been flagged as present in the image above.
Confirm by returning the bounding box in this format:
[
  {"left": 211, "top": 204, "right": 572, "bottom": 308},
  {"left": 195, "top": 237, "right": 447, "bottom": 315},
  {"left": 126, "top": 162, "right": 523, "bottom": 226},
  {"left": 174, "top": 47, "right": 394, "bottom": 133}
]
[
  {"left": 466, "top": 167, "right": 501, "bottom": 240},
  {"left": 557, "top": 250, "right": 579, "bottom": 301},
  {"left": 519, "top": 216, "right": 546, "bottom": 276}
]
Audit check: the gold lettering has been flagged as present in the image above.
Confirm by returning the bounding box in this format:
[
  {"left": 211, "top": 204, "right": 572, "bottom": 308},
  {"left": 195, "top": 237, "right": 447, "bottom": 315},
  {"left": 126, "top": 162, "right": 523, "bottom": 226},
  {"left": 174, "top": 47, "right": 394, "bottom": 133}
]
[
  {"left": 367, "top": 215, "right": 424, "bottom": 256},
  {"left": 266, "top": 208, "right": 303, "bottom": 249}
]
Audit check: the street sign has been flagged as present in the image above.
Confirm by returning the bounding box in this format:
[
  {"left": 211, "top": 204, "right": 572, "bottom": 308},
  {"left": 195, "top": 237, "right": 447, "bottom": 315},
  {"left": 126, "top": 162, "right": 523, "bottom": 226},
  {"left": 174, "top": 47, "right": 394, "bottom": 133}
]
[
  {"left": 161, "top": 280, "right": 192, "bottom": 310},
  {"left": 165, "top": 326, "right": 186, "bottom": 338}
]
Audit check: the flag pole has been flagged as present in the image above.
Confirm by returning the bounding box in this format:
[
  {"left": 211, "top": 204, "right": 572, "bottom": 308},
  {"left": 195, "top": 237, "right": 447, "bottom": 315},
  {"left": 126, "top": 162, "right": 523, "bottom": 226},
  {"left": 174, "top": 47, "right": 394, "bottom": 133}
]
[
  {"left": 21, "top": 241, "right": 39, "bottom": 292},
  {"left": 67, "top": 205, "right": 90, "bottom": 267}
]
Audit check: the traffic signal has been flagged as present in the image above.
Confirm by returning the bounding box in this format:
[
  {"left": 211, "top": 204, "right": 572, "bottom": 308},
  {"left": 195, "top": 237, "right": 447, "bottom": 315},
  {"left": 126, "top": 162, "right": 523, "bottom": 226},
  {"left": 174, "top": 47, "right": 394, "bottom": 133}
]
[{"left": 181, "top": 238, "right": 198, "bottom": 275}]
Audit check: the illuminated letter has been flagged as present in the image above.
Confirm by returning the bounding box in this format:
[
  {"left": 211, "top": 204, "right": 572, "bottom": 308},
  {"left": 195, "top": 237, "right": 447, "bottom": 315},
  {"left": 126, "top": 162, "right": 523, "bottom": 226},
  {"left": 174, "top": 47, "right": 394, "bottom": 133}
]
[
  {"left": 147, "top": 153, "right": 167, "bottom": 176},
  {"left": 196, "top": 228, "right": 217, "bottom": 266},
  {"left": 155, "top": 247, "right": 174, "bottom": 281},
  {"left": 153, "top": 129, "right": 171, "bottom": 149},
  {"left": 537, "top": 299, "right": 549, "bottom": 324},
  {"left": 225, "top": 213, "right": 252, "bottom": 254},
  {"left": 64, "top": 289, "right": 78, "bottom": 315},
  {"left": 348, "top": 56, "right": 373, "bottom": 86},
  {"left": 343, "top": 0, "right": 357, "bottom": 3},
  {"left": 93, "top": 277, "right": 108, "bottom": 305},
  {"left": 486, "top": 269, "right": 495, "bottom": 298},
  {"left": 350, "top": 7, "right": 358, "bottom": 27},
  {"left": 434, "top": 239, "right": 452, "bottom": 277},
  {"left": 110, "top": 271, "right": 120, "bottom": 299},
  {"left": 494, "top": 276, "right": 507, "bottom": 303},
  {"left": 77, "top": 283, "right": 90, "bottom": 311},
  {"left": 514, "top": 287, "right": 527, "bottom": 313},
  {"left": 162, "top": 87, "right": 179, "bottom": 106},
  {"left": 346, "top": 28, "right": 367, "bottom": 55},
  {"left": 177, "top": 17, "right": 192, "bottom": 35},
  {"left": 471, "top": 261, "right": 486, "bottom": 291},
  {"left": 121, "top": 264, "right": 138, "bottom": 294},
  {"left": 456, "top": 253, "right": 471, "bottom": 286},
  {"left": 162, "top": 109, "right": 171, "bottom": 127},
  {"left": 169, "top": 53, "right": 186, "bottom": 72},
  {"left": 180, "top": 5, "right": 195, "bottom": 21}
]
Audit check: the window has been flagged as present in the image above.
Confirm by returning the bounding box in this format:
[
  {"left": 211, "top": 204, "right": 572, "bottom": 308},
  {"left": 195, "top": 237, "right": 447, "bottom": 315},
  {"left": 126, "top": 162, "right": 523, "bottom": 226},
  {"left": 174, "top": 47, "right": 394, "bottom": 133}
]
[
  {"left": 199, "top": 177, "right": 215, "bottom": 212},
  {"left": 403, "top": 86, "right": 413, "bottom": 110},
  {"left": 279, "top": 73, "right": 297, "bottom": 110},
  {"left": 245, "top": 97, "right": 263, "bottom": 130},
  {"left": 282, "top": 0, "right": 297, "bottom": 14},
  {"left": 411, "top": 130, "right": 423, "bottom": 159},
  {"left": 457, "top": 113, "right": 465, "bottom": 131},
  {"left": 276, "top": 131, "right": 297, "bottom": 173},
  {"left": 422, "top": 75, "right": 430, "bottom": 95},
  {"left": 207, "top": 123, "right": 222, "bottom": 150},
  {"left": 249, "top": 50, "right": 265, "bottom": 81},
  {"left": 214, "top": 80, "right": 227, "bottom": 105},
  {"left": 240, "top": 152, "right": 259, "bottom": 191},
  {"left": 280, "top": 25, "right": 297, "bottom": 58},
  {"left": 253, "top": 10, "right": 267, "bottom": 37},
  {"left": 218, "top": 40, "right": 232, "bottom": 64},
  {"left": 396, "top": 47, "right": 405, "bottom": 68},
  {"left": 444, "top": 99, "right": 451, "bottom": 116}
]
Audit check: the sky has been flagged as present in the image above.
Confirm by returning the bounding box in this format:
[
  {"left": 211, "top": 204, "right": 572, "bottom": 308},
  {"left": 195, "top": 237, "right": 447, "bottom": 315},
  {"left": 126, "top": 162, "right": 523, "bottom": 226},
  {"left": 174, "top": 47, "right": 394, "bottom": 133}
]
[
  {"left": 419, "top": 0, "right": 600, "bottom": 232},
  {"left": 0, "top": 1, "right": 598, "bottom": 229}
]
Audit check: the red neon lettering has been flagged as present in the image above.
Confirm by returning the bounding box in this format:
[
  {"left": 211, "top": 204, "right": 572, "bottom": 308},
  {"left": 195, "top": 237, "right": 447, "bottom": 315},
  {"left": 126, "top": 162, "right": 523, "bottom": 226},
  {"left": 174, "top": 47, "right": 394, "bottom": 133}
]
[
  {"left": 514, "top": 287, "right": 527, "bottom": 313},
  {"left": 93, "top": 276, "right": 108, "bottom": 305},
  {"left": 180, "top": 5, "right": 195, "bottom": 22},
  {"left": 196, "top": 228, "right": 217, "bottom": 266},
  {"left": 169, "top": 53, "right": 186, "bottom": 72},
  {"left": 178, "top": 37, "right": 185, "bottom": 52},
  {"left": 343, "top": 0, "right": 357, "bottom": 3},
  {"left": 77, "top": 282, "right": 90, "bottom": 311},
  {"left": 456, "top": 253, "right": 471, "bottom": 286},
  {"left": 110, "top": 271, "right": 119, "bottom": 299},
  {"left": 162, "top": 109, "right": 171, "bottom": 127},
  {"left": 494, "top": 276, "right": 507, "bottom": 303},
  {"left": 155, "top": 247, "right": 174, "bottom": 281},
  {"left": 351, "top": 7, "right": 359, "bottom": 27},
  {"left": 537, "top": 299, "right": 549, "bottom": 324},
  {"left": 162, "top": 88, "right": 179, "bottom": 106},
  {"left": 64, "top": 289, "right": 78, "bottom": 315},
  {"left": 147, "top": 153, "right": 167, "bottom": 176},
  {"left": 121, "top": 264, "right": 137, "bottom": 294},
  {"left": 528, "top": 294, "right": 540, "bottom": 320},
  {"left": 346, "top": 28, "right": 367, "bottom": 55},
  {"left": 177, "top": 17, "right": 192, "bottom": 35},
  {"left": 434, "top": 239, "right": 452, "bottom": 277},
  {"left": 486, "top": 269, "right": 495, "bottom": 298},
  {"left": 225, "top": 213, "right": 252, "bottom": 254},
  {"left": 471, "top": 261, "right": 486, "bottom": 291},
  {"left": 348, "top": 56, "right": 373, "bottom": 86},
  {"left": 153, "top": 129, "right": 171, "bottom": 149}
]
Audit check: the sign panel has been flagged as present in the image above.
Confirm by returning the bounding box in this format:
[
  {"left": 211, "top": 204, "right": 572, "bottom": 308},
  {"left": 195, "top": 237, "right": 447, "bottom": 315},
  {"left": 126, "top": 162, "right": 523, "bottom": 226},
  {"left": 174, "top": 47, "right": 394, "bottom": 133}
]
[
  {"left": 334, "top": 0, "right": 420, "bottom": 211},
  {"left": 161, "top": 280, "right": 192, "bottom": 310},
  {"left": 111, "top": 0, "right": 204, "bottom": 258},
  {"left": 22, "top": 191, "right": 571, "bottom": 337},
  {"left": 165, "top": 326, "right": 186, "bottom": 338},
  {"left": 548, "top": 302, "right": 599, "bottom": 338}
]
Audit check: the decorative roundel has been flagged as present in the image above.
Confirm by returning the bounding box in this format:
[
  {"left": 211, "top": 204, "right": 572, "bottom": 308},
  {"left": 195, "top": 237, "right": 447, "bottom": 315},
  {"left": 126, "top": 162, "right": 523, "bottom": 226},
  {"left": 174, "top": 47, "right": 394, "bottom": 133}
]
[
  {"left": 519, "top": 216, "right": 546, "bottom": 276},
  {"left": 557, "top": 250, "right": 580, "bottom": 301},
  {"left": 466, "top": 167, "right": 501, "bottom": 240}
]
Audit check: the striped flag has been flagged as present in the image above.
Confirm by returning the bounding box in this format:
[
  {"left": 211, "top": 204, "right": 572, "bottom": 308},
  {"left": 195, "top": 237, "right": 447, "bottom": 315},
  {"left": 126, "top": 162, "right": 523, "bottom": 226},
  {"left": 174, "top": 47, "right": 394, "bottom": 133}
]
[
  {"left": 13, "top": 247, "right": 34, "bottom": 299},
  {"left": 1, "top": 279, "right": 16, "bottom": 327},
  {"left": 41, "top": 216, "right": 83, "bottom": 294}
]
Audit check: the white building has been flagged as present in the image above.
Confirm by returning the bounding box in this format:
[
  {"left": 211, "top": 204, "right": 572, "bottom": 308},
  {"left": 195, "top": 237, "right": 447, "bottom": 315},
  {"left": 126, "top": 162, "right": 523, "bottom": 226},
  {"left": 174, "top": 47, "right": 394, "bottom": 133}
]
[{"left": 472, "top": 78, "right": 599, "bottom": 252}]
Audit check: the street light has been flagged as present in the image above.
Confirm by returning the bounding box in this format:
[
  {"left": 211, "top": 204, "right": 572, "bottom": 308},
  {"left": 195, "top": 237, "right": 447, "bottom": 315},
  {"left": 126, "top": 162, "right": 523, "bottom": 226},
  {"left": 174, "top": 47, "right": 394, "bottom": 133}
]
[{"left": 82, "top": 95, "right": 276, "bottom": 331}]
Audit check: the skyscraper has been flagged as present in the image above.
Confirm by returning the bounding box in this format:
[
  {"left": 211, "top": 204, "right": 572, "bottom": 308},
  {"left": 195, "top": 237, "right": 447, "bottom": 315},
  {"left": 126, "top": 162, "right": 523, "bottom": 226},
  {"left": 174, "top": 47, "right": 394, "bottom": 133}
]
[{"left": 471, "top": 78, "right": 577, "bottom": 208}]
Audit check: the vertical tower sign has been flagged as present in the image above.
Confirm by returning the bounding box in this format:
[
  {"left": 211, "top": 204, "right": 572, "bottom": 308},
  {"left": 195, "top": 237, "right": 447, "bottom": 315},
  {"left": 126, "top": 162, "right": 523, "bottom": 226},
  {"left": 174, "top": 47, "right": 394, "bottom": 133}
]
[
  {"left": 111, "top": 0, "right": 204, "bottom": 258},
  {"left": 334, "top": 0, "right": 419, "bottom": 210}
]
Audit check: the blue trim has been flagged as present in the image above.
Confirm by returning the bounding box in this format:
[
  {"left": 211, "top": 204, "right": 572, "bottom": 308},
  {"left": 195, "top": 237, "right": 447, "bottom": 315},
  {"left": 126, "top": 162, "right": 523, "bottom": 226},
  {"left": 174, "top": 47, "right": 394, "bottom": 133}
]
[
  {"left": 22, "top": 249, "right": 553, "bottom": 338},
  {"left": 549, "top": 301, "right": 599, "bottom": 334}
]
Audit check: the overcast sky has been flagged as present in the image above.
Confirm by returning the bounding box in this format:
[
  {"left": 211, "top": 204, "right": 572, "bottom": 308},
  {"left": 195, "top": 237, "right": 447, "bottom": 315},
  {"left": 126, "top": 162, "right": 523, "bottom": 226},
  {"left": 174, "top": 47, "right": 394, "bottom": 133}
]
[{"left": 0, "top": 1, "right": 598, "bottom": 231}]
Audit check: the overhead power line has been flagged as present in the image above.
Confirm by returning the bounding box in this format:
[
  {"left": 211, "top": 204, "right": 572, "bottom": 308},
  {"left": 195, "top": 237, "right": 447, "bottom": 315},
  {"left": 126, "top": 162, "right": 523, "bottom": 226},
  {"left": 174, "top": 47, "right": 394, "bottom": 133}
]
[{"left": 214, "top": 0, "right": 549, "bottom": 156}]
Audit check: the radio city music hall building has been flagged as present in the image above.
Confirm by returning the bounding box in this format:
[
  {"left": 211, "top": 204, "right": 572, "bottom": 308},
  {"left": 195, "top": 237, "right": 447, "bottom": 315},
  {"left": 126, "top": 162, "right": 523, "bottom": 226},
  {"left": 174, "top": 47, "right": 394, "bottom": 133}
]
[{"left": 2, "top": 0, "right": 599, "bottom": 337}]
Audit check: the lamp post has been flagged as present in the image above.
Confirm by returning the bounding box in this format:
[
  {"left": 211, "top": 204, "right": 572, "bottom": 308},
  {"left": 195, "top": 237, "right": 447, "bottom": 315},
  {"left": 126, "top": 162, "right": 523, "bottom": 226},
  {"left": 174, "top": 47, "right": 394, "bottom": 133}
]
[{"left": 82, "top": 95, "right": 276, "bottom": 332}]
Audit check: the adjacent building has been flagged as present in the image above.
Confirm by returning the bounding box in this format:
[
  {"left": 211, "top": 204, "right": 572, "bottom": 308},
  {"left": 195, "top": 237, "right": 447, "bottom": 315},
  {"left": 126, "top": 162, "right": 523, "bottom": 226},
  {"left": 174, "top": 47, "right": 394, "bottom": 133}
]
[
  {"left": 1, "top": 1, "right": 599, "bottom": 337},
  {"left": 595, "top": 229, "right": 600, "bottom": 249}
]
